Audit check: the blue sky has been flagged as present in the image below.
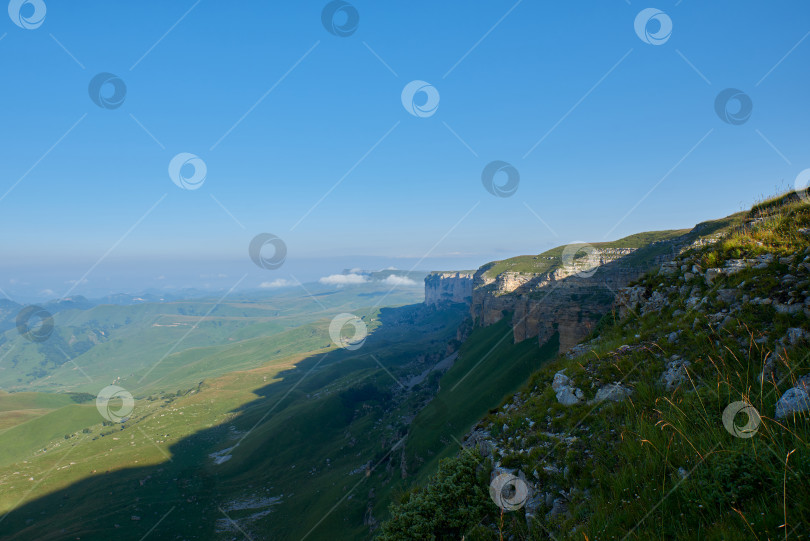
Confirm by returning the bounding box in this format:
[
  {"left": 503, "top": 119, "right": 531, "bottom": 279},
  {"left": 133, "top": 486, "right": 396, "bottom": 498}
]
[{"left": 1, "top": 1, "right": 809, "bottom": 299}]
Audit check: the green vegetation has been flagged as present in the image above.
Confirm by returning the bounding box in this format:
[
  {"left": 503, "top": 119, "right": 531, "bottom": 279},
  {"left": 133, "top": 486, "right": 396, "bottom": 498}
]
[
  {"left": 481, "top": 228, "right": 692, "bottom": 278},
  {"left": 405, "top": 317, "right": 558, "bottom": 479},
  {"left": 378, "top": 452, "right": 490, "bottom": 540},
  {"left": 0, "top": 280, "right": 423, "bottom": 394},
  {"left": 0, "top": 296, "right": 479, "bottom": 540},
  {"left": 380, "top": 193, "right": 810, "bottom": 539}
]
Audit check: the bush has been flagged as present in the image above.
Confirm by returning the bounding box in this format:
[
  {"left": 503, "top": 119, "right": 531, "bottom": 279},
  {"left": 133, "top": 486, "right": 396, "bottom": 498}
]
[{"left": 377, "top": 452, "right": 491, "bottom": 540}]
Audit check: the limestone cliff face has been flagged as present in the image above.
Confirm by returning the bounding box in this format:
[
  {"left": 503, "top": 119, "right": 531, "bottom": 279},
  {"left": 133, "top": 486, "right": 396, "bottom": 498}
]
[
  {"left": 425, "top": 228, "right": 719, "bottom": 353},
  {"left": 424, "top": 272, "right": 474, "bottom": 307},
  {"left": 470, "top": 248, "right": 646, "bottom": 351}
]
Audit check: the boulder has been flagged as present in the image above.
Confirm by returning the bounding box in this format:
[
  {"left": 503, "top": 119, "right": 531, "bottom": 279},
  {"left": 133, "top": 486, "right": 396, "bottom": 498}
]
[
  {"left": 661, "top": 357, "right": 691, "bottom": 391},
  {"left": 717, "top": 288, "right": 739, "bottom": 304},
  {"left": 556, "top": 387, "right": 584, "bottom": 406},
  {"left": 548, "top": 497, "right": 568, "bottom": 519},
  {"left": 552, "top": 371, "right": 570, "bottom": 392},
  {"left": 704, "top": 268, "right": 722, "bottom": 284},
  {"left": 787, "top": 327, "right": 807, "bottom": 345},
  {"left": 775, "top": 386, "right": 810, "bottom": 419},
  {"left": 591, "top": 384, "right": 632, "bottom": 403}
]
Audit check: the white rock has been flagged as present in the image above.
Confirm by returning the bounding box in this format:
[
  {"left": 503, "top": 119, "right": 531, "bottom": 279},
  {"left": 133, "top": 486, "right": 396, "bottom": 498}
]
[
  {"left": 551, "top": 371, "right": 570, "bottom": 392},
  {"left": 555, "top": 387, "right": 583, "bottom": 406},
  {"left": 591, "top": 384, "right": 632, "bottom": 403}
]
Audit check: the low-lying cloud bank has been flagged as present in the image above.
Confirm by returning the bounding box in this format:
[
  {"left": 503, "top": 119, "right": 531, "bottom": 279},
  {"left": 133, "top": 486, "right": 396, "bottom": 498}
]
[
  {"left": 260, "top": 279, "right": 294, "bottom": 288},
  {"left": 380, "top": 275, "right": 418, "bottom": 286},
  {"left": 318, "top": 273, "right": 369, "bottom": 285},
  {"left": 317, "top": 272, "right": 420, "bottom": 287}
]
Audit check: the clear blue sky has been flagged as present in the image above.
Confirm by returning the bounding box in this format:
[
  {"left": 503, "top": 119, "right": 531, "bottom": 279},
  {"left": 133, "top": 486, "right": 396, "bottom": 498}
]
[{"left": 1, "top": 1, "right": 809, "bottom": 299}]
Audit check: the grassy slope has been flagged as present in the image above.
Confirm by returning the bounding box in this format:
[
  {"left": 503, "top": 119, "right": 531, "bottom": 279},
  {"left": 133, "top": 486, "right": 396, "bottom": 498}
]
[
  {"left": 481, "top": 229, "right": 691, "bottom": 278},
  {"left": 481, "top": 213, "right": 748, "bottom": 280},
  {"left": 404, "top": 318, "right": 558, "bottom": 484},
  {"left": 0, "top": 303, "right": 470, "bottom": 540},
  {"left": 0, "top": 283, "right": 422, "bottom": 394},
  {"left": 380, "top": 194, "right": 810, "bottom": 540}
]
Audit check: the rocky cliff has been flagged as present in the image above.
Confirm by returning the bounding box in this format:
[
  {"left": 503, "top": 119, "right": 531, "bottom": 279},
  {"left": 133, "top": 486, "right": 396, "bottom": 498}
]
[
  {"left": 470, "top": 248, "right": 645, "bottom": 351},
  {"left": 424, "top": 271, "right": 474, "bottom": 307},
  {"left": 427, "top": 224, "right": 728, "bottom": 353}
]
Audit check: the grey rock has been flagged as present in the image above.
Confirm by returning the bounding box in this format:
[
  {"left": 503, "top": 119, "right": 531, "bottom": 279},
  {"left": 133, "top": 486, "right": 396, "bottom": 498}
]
[
  {"left": 658, "top": 263, "right": 678, "bottom": 276},
  {"left": 775, "top": 303, "right": 802, "bottom": 315},
  {"left": 686, "top": 296, "right": 702, "bottom": 309},
  {"left": 549, "top": 498, "right": 568, "bottom": 518},
  {"left": 556, "top": 386, "right": 584, "bottom": 406},
  {"left": 787, "top": 327, "right": 807, "bottom": 345},
  {"left": 552, "top": 371, "right": 570, "bottom": 392},
  {"left": 591, "top": 384, "right": 632, "bottom": 403},
  {"left": 661, "top": 358, "right": 691, "bottom": 391},
  {"left": 724, "top": 259, "right": 751, "bottom": 274},
  {"left": 775, "top": 387, "right": 810, "bottom": 419},
  {"left": 782, "top": 274, "right": 797, "bottom": 285},
  {"left": 717, "top": 288, "right": 739, "bottom": 304},
  {"left": 705, "top": 268, "right": 722, "bottom": 284}
]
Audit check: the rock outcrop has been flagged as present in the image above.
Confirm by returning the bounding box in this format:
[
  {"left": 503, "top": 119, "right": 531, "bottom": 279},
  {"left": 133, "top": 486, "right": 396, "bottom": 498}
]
[
  {"left": 425, "top": 225, "right": 724, "bottom": 354},
  {"left": 424, "top": 272, "right": 474, "bottom": 307},
  {"left": 469, "top": 249, "right": 658, "bottom": 352}
]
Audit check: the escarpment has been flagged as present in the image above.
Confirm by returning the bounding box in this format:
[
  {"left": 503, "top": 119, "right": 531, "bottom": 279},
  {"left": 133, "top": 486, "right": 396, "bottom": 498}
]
[
  {"left": 424, "top": 271, "right": 474, "bottom": 307},
  {"left": 427, "top": 223, "right": 727, "bottom": 352}
]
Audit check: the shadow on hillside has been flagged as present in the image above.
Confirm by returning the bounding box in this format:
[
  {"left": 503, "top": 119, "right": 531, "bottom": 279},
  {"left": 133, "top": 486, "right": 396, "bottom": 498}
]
[{"left": 0, "top": 302, "right": 467, "bottom": 541}]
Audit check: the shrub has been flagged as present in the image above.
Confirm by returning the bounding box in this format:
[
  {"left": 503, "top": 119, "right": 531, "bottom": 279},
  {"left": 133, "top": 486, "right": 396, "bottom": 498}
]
[{"left": 377, "top": 452, "right": 491, "bottom": 540}]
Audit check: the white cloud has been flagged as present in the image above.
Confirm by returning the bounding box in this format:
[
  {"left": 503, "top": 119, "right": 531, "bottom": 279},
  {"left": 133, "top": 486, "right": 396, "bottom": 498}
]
[
  {"left": 319, "top": 273, "right": 368, "bottom": 286},
  {"left": 260, "top": 279, "right": 294, "bottom": 289},
  {"left": 381, "top": 275, "right": 418, "bottom": 286}
]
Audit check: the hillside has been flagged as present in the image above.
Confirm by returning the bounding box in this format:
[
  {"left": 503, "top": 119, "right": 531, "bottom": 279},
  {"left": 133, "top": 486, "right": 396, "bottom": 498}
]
[
  {"left": 0, "top": 297, "right": 476, "bottom": 540},
  {"left": 379, "top": 193, "right": 810, "bottom": 539},
  {"left": 0, "top": 274, "right": 426, "bottom": 394},
  {"left": 3, "top": 196, "right": 809, "bottom": 540}
]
